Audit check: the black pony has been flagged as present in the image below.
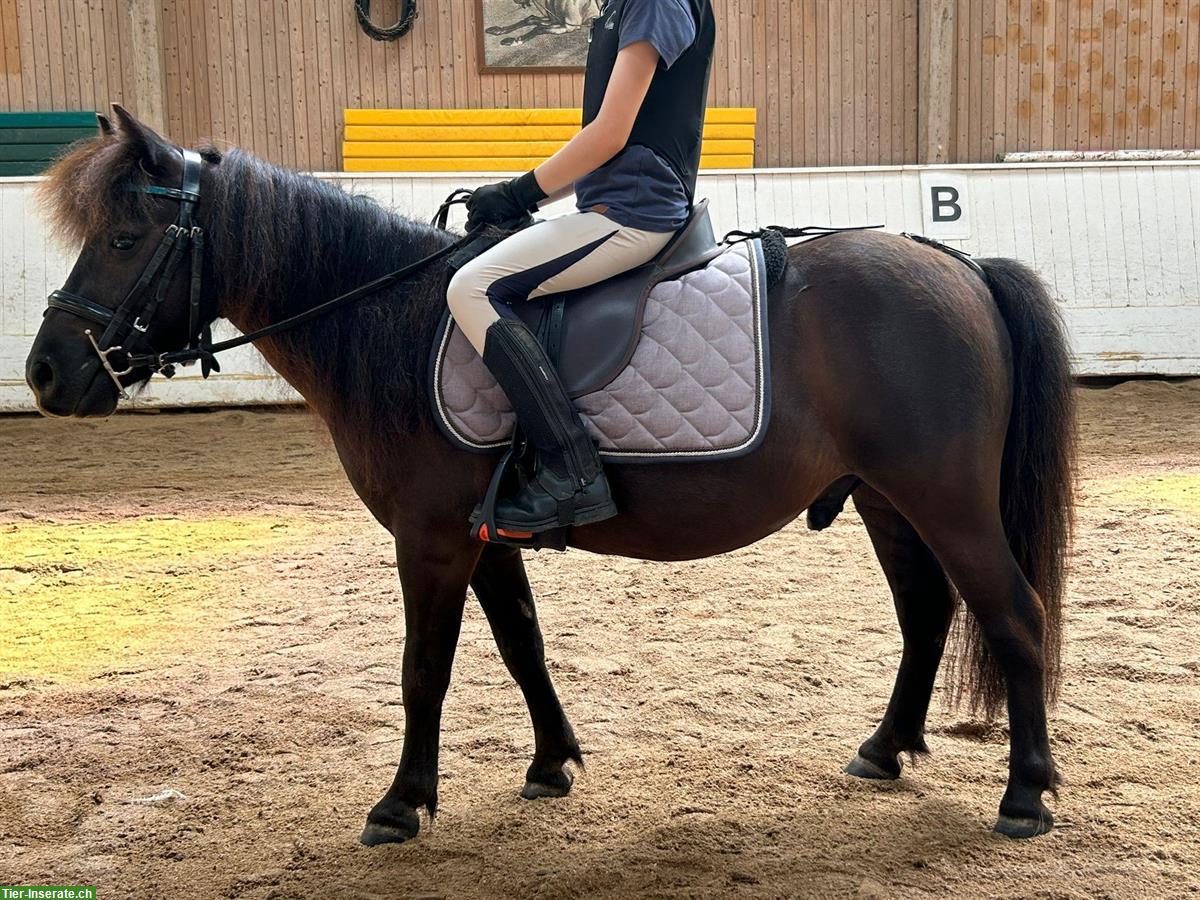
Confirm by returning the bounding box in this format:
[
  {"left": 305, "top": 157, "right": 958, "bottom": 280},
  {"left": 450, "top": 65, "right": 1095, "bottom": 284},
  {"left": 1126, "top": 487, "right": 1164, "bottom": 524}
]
[{"left": 28, "top": 107, "right": 1076, "bottom": 845}]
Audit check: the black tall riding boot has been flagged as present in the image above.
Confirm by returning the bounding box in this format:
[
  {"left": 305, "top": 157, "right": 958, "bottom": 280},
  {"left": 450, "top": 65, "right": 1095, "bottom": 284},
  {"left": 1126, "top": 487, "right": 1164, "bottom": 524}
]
[{"left": 479, "top": 318, "right": 617, "bottom": 534}]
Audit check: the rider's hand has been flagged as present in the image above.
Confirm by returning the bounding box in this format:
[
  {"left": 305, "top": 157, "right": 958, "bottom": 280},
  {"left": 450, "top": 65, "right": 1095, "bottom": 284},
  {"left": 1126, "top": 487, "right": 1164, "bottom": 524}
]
[{"left": 465, "top": 171, "right": 547, "bottom": 231}]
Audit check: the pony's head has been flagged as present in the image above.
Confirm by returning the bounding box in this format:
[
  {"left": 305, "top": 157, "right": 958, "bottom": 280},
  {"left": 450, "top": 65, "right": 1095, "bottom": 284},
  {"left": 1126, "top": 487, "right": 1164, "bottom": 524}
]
[{"left": 26, "top": 105, "right": 220, "bottom": 417}]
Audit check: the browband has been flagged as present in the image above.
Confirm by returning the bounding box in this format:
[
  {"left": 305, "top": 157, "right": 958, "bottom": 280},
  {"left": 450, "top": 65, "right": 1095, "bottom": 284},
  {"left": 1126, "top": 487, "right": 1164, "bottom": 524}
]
[
  {"left": 142, "top": 185, "right": 201, "bottom": 204},
  {"left": 123, "top": 150, "right": 202, "bottom": 204}
]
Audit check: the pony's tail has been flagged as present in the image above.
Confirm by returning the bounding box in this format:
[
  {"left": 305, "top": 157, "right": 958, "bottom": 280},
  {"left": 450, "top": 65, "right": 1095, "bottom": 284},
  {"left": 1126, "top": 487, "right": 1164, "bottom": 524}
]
[{"left": 953, "top": 258, "right": 1077, "bottom": 718}]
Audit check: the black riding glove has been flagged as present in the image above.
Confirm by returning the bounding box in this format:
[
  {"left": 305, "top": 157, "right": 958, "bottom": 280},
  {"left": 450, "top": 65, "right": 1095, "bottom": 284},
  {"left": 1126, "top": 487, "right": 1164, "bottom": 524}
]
[{"left": 466, "top": 171, "right": 547, "bottom": 231}]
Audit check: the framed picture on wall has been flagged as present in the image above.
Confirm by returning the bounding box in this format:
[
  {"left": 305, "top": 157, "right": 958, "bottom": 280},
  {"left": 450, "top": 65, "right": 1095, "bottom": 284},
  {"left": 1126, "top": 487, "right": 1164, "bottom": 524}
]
[{"left": 476, "top": 0, "right": 601, "bottom": 74}]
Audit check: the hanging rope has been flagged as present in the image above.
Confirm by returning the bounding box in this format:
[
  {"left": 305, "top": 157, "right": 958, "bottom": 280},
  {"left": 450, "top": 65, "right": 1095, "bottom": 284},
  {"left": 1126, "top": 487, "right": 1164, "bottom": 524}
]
[{"left": 354, "top": 0, "right": 418, "bottom": 42}]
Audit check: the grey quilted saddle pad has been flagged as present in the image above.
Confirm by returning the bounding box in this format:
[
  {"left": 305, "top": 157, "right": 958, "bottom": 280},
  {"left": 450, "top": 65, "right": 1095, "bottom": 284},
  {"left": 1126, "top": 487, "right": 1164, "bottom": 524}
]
[{"left": 431, "top": 239, "right": 770, "bottom": 462}]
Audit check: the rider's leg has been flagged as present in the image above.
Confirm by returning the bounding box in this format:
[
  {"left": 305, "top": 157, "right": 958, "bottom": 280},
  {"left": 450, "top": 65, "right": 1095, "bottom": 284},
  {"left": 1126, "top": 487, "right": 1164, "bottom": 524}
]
[
  {"left": 447, "top": 211, "right": 671, "bottom": 353},
  {"left": 447, "top": 212, "right": 671, "bottom": 534}
]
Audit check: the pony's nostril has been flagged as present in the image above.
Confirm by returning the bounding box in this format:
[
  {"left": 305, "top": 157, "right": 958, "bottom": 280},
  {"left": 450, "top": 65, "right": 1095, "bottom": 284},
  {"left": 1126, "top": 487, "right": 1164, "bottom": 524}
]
[{"left": 30, "top": 359, "right": 55, "bottom": 392}]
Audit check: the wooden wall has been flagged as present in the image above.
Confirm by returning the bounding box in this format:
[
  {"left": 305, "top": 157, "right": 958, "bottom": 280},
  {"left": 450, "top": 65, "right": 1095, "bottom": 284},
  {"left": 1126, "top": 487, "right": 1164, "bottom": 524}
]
[
  {"left": 153, "top": 0, "right": 920, "bottom": 170},
  {"left": 951, "top": 0, "right": 1200, "bottom": 163},
  {"left": 0, "top": 0, "right": 139, "bottom": 115},
  {"left": 158, "top": 0, "right": 582, "bottom": 172},
  {"left": 746, "top": 1, "right": 919, "bottom": 167},
  {"left": 0, "top": 0, "right": 918, "bottom": 169},
  {"left": 0, "top": 1, "right": 1195, "bottom": 170}
]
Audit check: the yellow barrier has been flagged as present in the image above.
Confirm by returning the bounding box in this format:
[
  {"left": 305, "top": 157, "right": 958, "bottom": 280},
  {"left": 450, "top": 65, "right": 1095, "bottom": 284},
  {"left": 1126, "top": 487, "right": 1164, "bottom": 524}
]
[
  {"left": 342, "top": 107, "right": 757, "bottom": 172},
  {"left": 344, "top": 156, "right": 755, "bottom": 172},
  {"left": 344, "top": 139, "right": 755, "bottom": 159},
  {"left": 344, "top": 123, "right": 757, "bottom": 142}
]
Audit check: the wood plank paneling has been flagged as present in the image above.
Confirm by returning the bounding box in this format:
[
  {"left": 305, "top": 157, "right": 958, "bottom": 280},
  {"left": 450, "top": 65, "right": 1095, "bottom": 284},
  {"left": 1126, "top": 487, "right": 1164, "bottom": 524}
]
[
  {"left": 0, "top": 1, "right": 1195, "bottom": 170},
  {"left": 0, "top": 0, "right": 916, "bottom": 170},
  {"left": 953, "top": 0, "right": 1200, "bottom": 161},
  {"left": 162, "top": 0, "right": 919, "bottom": 170},
  {"left": 0, "top": 1, "right": 137, "bottom": 119}
]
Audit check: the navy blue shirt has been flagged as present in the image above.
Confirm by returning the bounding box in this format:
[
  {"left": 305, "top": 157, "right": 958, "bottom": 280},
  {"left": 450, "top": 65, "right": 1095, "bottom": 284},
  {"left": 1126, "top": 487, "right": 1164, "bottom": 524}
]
[{"left": 575, "top": 0, "right": 698, "bottom": 233}]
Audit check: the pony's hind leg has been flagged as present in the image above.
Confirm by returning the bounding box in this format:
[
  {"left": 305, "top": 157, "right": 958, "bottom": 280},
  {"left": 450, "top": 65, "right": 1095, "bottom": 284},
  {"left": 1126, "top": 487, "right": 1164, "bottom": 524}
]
[
  {"left": 845, "top": 485, "right": 956, "bottom": 780},
  {"left": 471, "top": 544, "right": 583, "bottom": 799},
  {"left": 880, "top": 483, "right": 1060, "bottom": 837},
  {"left": 925, "top": 512, "right": 1059, "bottom": 837}
]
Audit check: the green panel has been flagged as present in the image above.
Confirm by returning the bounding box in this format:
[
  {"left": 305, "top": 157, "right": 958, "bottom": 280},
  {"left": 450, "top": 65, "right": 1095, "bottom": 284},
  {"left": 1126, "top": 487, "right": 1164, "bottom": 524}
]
[
  {"left": 0, "top": 127, "right": 96, "bottom": 144},
  {"left": 0, "top": 161, "right": 49, "bottom": 176},
  {"left": 0, "top": 111, "right": 98, "bottom": 128},
  {"left": 0, "top": 144, "right": 63, "bottom": 161}
]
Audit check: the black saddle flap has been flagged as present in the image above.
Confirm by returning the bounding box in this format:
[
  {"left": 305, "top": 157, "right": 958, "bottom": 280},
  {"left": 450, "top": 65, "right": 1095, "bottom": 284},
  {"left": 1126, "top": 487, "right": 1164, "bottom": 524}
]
[{"left": 511, "top": 199, "right": 721, "bottom": 398}]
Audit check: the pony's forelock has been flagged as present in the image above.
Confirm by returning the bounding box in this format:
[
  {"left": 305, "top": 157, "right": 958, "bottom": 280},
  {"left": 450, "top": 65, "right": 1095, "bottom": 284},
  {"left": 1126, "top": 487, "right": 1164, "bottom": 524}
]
[{"left": 37, "top": 136, "right": 158, "bottom": 247}]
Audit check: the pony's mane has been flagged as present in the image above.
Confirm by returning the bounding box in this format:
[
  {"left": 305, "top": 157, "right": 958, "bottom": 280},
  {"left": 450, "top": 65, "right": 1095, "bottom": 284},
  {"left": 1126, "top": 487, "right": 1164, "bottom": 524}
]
[
  {"left": 201, "top": 148, "right": 453, "bottom": 305},
  {"left": 40, "top": 137, "right": 458, "bottom": 453}
]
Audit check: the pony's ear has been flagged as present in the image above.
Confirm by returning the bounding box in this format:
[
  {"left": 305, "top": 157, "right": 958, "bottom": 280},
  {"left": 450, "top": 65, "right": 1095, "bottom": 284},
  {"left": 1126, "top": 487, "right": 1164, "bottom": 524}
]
[
  {"left": 96, "top": 113, "right": 114, "bottom": 136},
  {"left": 111, "top": 103, "right": 174, "bottom": 174}
]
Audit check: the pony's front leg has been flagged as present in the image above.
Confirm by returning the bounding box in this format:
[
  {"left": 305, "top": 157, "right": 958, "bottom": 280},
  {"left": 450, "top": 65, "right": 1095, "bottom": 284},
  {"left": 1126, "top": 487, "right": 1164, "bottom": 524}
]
[
  {"left": 360, "top": 533, "right": 481, "bottom": 847},
  {"left": 471, "top": 544, "right": 582, "bottom": 799}
]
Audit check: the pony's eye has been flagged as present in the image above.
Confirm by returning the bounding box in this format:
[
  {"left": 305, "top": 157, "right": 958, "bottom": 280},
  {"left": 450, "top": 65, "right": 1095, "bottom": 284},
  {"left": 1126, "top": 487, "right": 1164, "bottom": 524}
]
[{"left": 110, "top": 234, "right": 137, "bottom": 251}]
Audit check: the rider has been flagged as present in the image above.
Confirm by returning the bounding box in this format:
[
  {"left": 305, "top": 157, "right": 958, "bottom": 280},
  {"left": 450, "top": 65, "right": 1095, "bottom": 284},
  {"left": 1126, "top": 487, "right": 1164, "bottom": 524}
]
[{"left": 448, "top": 0, "right": 716, "bottom": 539}]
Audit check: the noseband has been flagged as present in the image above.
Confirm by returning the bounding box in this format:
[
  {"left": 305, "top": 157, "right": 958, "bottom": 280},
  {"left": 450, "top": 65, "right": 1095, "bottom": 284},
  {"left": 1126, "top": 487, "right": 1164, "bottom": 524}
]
[{"left": 45, "top": 148, "right": 212, "bottom": 397}]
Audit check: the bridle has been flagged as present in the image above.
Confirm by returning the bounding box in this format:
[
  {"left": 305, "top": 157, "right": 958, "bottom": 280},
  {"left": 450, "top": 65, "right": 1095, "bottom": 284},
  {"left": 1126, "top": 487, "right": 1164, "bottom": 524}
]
[
  {"left": 43, "top": 157, "right": 478, "bottom": 399},
  {"left": 45, "top": 148, "right": 212, "bottom": 397}
]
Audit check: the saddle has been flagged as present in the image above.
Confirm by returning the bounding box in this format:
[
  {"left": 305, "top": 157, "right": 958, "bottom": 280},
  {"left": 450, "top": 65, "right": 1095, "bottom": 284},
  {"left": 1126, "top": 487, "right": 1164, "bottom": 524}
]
[
  {"left": 513, "top": 199, "right": 720, "bottom": 394},
  {"left": 431, "top": 199, "right": 771, "bottom": 467}
]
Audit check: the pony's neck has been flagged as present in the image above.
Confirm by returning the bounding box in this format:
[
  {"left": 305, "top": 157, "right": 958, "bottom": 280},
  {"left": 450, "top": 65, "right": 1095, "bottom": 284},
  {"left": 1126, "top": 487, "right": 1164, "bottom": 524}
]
[{"left": 203, "top": 153, "right": 453, "bottom": 432}]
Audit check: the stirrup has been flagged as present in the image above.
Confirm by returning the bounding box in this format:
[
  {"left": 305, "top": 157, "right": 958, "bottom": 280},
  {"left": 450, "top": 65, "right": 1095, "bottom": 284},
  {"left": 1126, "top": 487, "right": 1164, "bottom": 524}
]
[{"left": 468, "top": 445, "right": 569, "bottom": 552}]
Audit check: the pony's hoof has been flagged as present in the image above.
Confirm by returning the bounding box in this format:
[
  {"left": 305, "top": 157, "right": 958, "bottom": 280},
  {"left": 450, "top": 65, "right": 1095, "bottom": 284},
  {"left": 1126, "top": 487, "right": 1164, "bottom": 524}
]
[
  {"left": 521, "top": 767, "right": 573, "bottom": 800},
  {"left": 844, "top": 753, "right": 900, "bottom": 780},
  {"left": 359, "top": 804, "right": 421, "bottom": 846},
  {"left": 359, "top": 822, "right": 417, "bottom": 846},
  {"left": 994, "top": 810, "right": 1054, "bottom": 839}
]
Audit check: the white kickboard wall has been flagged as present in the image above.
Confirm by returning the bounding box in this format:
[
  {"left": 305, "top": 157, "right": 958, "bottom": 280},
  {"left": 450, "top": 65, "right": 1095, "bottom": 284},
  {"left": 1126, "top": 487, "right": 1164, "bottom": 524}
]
[{"left": 2, "top": 162, "right": 1198, "bottom": 412}]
